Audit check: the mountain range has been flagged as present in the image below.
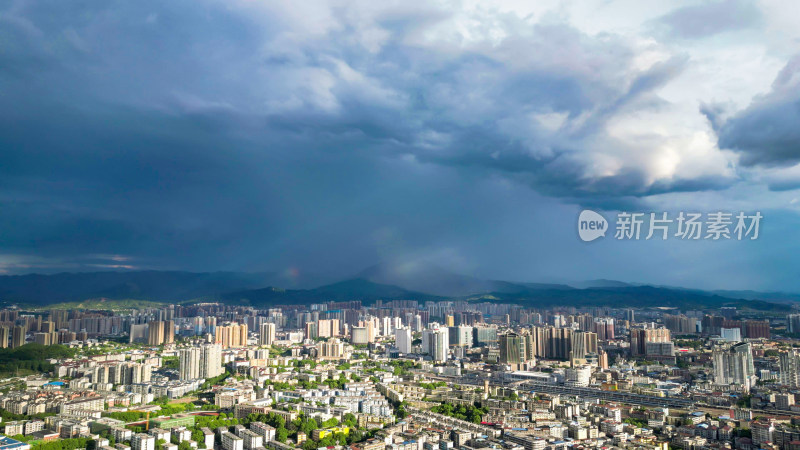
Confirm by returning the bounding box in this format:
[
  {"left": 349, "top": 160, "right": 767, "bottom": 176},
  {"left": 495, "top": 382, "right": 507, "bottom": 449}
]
[{"left": 0, "top": 262, "right": 793, "bottom": 311}]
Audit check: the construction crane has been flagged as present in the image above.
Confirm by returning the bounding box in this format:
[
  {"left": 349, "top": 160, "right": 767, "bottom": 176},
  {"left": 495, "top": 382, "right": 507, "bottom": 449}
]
[{"left": 129, "top": 410, "right": 151, "bottom": 431}]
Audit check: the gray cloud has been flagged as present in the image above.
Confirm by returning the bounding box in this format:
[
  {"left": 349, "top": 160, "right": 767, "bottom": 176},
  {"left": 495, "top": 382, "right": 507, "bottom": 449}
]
[
  {"left": 709, "top": 54, "right": 800, "bottom": 167},
  {"left": 0, "top": 0, "right": 770, "bottom": 287},
  {"left": 654, "top": 0, "right": 762, "bottom": 39}
]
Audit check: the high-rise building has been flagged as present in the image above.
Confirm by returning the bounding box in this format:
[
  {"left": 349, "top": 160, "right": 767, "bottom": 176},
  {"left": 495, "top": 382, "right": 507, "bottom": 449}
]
[
  {"left": 664, "top": 314, "right": 696, "bottom": 335},
  {"left": 0, "top": 326, "right": 9, "bottom": 348},
  {"left": 422, "top": 325, "right": 449, "bottom": 363},
  {"left": 200, "top": 343, "right": 223, "bottom": 378},
  {"left": 258, "top": 323, "right": 276, "bottom": 346},
  {"left": 630, "top": 327, "right": 671, "bottom": 357},
  {"left": 317, "top": 319, "right": 335, "bottom": 338},
  {"left": 473, "top": 325, "right": 498, "bottom": 347},
  {"left": 12, "top": 325, "right": 26, "bottom": 348},
  {"left": 564, "top": 365, "right": 591, "bottom": 387},
  {"left": 131, "top": 433, "right": 155, "bottom": 450},
  {"left": 395, "top": 327, "right": 412, "bottom": 354},
  {"left": 742, "top": 320, "right": 770, "bottom": 339},
  {"left": 179, "top": 347, "right": 201, "bottom": 380},
  {"left": 713, "top": 342, "right": 756, "bottom": 390},
  {"left": 215, "top": 323, "right": 248, "bottom": 348},
  {"left": 147, "top": 321, "right": 163, "bottom": 346},
  {"left": 317, "top": 338, "right": 345, "bottom": 359},
  {"left": 721, "top": 327, "right": 742, "bottom": 342},
  {"left": 351, "top": 327, "right": 369, "bottom": 345},
  {"left": 449, "top": 325, "right": 473, "bottom": 348},
  {"left": 304, "top": 321, "right": 318, "bottom": 340},
  {"left": 499, "top": 332, "right": 525, "bottom": 366},
  {"left": 180, "top": 344, "right": 223, "bottom": 380},
  {"left": 789, "top": 314, "right": 800, "bottom": 334},
  {"left": 164, "top": 320, "right": 176, "bottom": 344},
  {"left": 571, "top": 331, "right": 598, "bottom": 359},
  {"left": 41, "top": 321, "right": 56, "bottom": 333},
  {"left": 382, "top": 317, "right": 392, "bottom": 337},
  {"left": 780, "top": 349, "right": 800, "bottom": 388},
  {"left": 592, "top": 318, "right": 615, "bottom": 340},
  {"left": 357, "top": 318, "right": 378, "bottom": 343},
  {"left": 599, "top": 350, "right": 609, "bottom": 370},
  {"left": 529, "top": 326, "right": 574, "bottom": 360},
  {"left": 33, "top": 331, "right": 58, "bottom": 346}
]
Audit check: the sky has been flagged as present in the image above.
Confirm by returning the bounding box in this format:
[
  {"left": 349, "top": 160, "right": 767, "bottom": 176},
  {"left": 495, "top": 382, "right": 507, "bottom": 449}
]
[{"left": 1, "top": 0, "right": 800, "bottom": 291}]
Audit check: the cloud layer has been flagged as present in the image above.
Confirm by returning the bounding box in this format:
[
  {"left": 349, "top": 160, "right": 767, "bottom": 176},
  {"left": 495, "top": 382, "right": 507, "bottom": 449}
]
[{"left": 1, "top": 0, "right": 799, "bottom": 290}]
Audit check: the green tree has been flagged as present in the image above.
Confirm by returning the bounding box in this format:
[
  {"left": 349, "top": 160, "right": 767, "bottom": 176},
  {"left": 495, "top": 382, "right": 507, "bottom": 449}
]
[
  {"left": 342, "top": 413, "right": 358, "bottom": 428},
  {"left": 276, "top": 427, "right": 289, "bottom": 443},
  {"left": 321, "top": 418, "right": 339, "bottom": 428},
  {"left": 191, "top": 431, "right": 205, "bottom": 448}
]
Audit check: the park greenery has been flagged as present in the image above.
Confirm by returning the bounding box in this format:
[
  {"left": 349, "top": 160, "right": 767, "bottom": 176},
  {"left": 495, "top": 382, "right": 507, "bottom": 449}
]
[
  {"left": 431, "top": 402, "right": 488, "bottom": 424},
  {"left": 101, "top": 398, "right": 199, "bottom": 422},
  {"left": 623, "top": 417, "right": 648, "bottom": 428},
  {"left": 0, "top": 343, "right": 77, "bottom": 377},
  {"left": 33, "top": 437, "right": 90, "bottom": 450},
  {"left": 418, "top": 381, "right": 447, "bottom": 390}
]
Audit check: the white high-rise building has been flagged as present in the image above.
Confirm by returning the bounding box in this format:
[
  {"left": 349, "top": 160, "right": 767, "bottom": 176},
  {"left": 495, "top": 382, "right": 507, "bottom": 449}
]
[
  {"left": 180, "top": 343, "right": 223, "bottom": 380},
  {"left": 565, "top": 365, "right": 591, "bottom": 387},
  {"left": 713, "top": 342, "right": 756, "bottom": 390},
  {"left": 781, "top": 349, "right": 800, "bottom": 387},
  {"left": 259, "top": 323, "right": 276, "bottom": 346},
  {"left": 413, "top": 315, "right": 423, "bottom": 332},
  {"left": 131, "top": 434, "right": 155, "bottom": 450},
  {"left": 351, "top": 327, "right": 369, "bottom": 345},
  {"left": 721, "top": 327, "right": 742, "bottom": 342},
  {"left": 179, "top": 347, "right": 201, "bottom": 380},
  {"left": 200, "top": 343, "right": 223, "bottom": 378},
  {"left": 450, "top": 325, "right": 473, "bottom": 348},
  {"left": 422, "top": 325, "right": 449, "bottom": 363},
  {"left": 382, "top": 317, "right": 392, "bottom": 337},
  {"left": 395, "top": 327, "right": 412, "bottom": 354}
]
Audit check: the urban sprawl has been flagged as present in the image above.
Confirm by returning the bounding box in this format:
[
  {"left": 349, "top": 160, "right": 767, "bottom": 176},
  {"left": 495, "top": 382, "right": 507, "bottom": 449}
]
[{"left": 0, "top": 301, "right": 798, "bottom": 450}]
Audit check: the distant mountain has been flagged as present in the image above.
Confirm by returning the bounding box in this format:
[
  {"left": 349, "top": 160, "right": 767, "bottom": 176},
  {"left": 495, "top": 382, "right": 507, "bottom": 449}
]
[
  {"left": 357, "top": 262, "right": 496, "bottom": 296},
  {"left": 356, "top": 262, "right": 573, "bottom": 297},
  {"left": 222, "top": 278, "right": 441, "bottom": 306},
  {"left": 468, "top": 285, "right": 792, "bottom": 311},
  {"left": 570, "top": 279, "right": 633, "bottom": 289},
  {"left": 0, "top": 271, "right": 274, "bottom": 305},
  {"left": 0, "top": 268, "right": 795, "bottom": 311},
  {"left": 710, "top": 289, "right": 800, "bottom": 304}
]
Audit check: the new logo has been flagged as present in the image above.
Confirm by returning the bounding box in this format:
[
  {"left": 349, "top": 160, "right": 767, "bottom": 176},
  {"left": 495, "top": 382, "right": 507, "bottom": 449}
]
[{"left": 578, "top": 210, "right": 607, "bottom": 242}]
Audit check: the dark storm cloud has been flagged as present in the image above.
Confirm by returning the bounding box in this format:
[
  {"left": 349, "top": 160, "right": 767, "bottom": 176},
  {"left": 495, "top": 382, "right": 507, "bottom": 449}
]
[
  {"left": 654, "top": 0, "right": 762, "bottom": 39},
  {"left": 709, "top": 55, "right": 800, "bottom": 168},
  {"left": 0, "top": 0, "right": 737, "bottom": 275}
]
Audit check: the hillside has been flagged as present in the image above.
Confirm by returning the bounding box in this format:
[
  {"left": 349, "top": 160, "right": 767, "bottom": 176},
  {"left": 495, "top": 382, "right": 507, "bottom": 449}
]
[
  {"left": 221, "top": 278, "right": 441, "bottom": 306},
  {"left": 0, "top": 268, "right": 793, "bottom": 311},
  {"left": 0, "top": 271, "right": 271, "bottom": 305}
]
